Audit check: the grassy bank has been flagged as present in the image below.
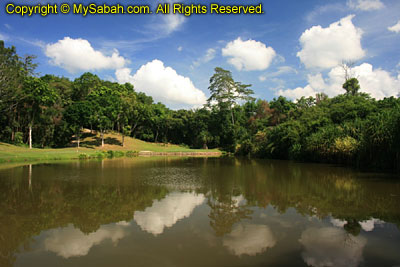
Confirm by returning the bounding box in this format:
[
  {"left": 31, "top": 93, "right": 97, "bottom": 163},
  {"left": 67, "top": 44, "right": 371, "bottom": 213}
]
[{"left": 0, "top": 131, "right": 221, "bottom": 164}]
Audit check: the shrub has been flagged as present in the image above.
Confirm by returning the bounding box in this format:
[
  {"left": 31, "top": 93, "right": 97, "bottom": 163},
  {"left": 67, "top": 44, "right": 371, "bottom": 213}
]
[
  {"left": 14, "top": 132, "right": 24, "bottom": 145},
  {"left": 78, "top": 153, "right": 88, "bottom": 159}
]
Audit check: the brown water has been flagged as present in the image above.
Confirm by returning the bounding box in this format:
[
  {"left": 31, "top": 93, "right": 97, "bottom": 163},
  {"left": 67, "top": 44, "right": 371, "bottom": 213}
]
[{"left": 0, "top": 157, "right": 399, "bottom": 267}]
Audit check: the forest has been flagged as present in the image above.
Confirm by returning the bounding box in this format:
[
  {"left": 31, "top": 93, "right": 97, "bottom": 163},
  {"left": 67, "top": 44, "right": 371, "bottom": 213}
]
[{"left": 1, "top": 40, "right": 400, "bottom": 171}]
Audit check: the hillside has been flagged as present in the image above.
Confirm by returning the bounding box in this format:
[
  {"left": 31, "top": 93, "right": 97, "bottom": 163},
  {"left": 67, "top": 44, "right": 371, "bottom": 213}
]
[{"left": 0, "top": 131, "right": 220, "bottom": 164}]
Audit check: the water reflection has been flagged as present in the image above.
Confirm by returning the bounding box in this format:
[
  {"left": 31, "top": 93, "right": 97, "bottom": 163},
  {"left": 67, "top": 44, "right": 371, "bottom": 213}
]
[
  {"left": 223, "top": 223, "right": 276, "bottom": 256},
  {"left": 134, "top": 192, "right": 205, "bottom": 235},
  {"left": 0, "top": 157, "right": 399, "bottom": 266},
  {"left": 299, "top": 227, "right": 367, "bottom": 267},
  {"left": 359, "top": 218, "right": 384, "bottom": 232},
  {"left": 44, "top": 224, "right": 129, "bottom": 258}
]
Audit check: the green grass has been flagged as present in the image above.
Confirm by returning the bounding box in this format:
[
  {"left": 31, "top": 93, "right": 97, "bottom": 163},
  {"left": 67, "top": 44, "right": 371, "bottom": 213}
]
[{"left": 0, "top": 131, "right": 220, "bottom": 164}]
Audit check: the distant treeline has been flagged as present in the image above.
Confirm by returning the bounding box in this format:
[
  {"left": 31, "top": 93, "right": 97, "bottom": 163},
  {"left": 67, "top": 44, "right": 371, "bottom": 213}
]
[{"left": 1, "top": 41, "right": 399, "bottom": 171}]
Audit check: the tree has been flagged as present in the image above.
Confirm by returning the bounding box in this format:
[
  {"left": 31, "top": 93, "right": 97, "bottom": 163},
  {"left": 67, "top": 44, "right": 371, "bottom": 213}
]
[
  {"left": 269, "top": 96, "right": 296, "bottom": 124},
  {"left": 87, "top": 85, "right": 121, "bottom": 147},
  {"left": 119, "top": 84, "right": 136, "bottom": 147},
  {"left": 343, "top": 77, "right": 360, "bottom": 96},
  {"left": 0, "top": 41, "right": 37, "bottom": 142},
  {"left": 207, "top": 67, "right": 254, "bottom": 125},
  {"left": 72, "top": 72, "right": 101, "bottom": 101},
  {"left": 340, "top": 61, "right": 356, "bottom": 82},
  {"left": 22, "top": 77, "right": 58, "bottom": 149},
  {"left": 63, "top": 101, "right": 91, "bottom": 148}
]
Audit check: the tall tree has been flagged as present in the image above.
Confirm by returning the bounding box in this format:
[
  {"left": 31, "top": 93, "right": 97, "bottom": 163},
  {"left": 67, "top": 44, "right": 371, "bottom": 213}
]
[
  {"left": 63, "top": 101, "right": 91, "bottom": 148},
  {"left": 207, "top": 67, "right": 254, "bottom": 125},
  {"left": 87, "top": 85, "right": 121, "bottom": 147},
  {"left": 21, "top": 77, "right": 58, "bottom": 149}
]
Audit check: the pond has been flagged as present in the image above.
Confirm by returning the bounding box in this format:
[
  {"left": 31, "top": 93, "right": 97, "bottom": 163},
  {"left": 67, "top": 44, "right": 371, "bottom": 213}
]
[{"left": 0, "top": 157, "right": 399, "bottom": 267}]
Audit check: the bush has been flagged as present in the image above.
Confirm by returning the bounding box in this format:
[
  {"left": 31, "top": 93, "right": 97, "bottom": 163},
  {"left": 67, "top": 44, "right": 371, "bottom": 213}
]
[
  {"left": 14, "top": 132, "right": 24, "bottom": 145},
  {"left": 333, "top": 136, "right": 359, "bottom": 157},
  {"left": 126, "top": 151, "right": 138, "bottom": 157},
  {"left": 106, "top": 150, "right": 124, "bottom": 158},
  {"left": 79, "top": 153, "right": 88, "bottom": 159}
]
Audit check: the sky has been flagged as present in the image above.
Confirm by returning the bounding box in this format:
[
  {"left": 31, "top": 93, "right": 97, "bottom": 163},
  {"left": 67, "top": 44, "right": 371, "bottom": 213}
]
[{"left": 1, "top": 0, "right": 400, "bottom": 109}]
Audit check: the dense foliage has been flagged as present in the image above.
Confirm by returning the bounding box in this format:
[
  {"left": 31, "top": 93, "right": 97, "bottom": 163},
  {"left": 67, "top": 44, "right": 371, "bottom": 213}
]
[{"left": 1, "top": 41, "right": 399, "bottom": 171}]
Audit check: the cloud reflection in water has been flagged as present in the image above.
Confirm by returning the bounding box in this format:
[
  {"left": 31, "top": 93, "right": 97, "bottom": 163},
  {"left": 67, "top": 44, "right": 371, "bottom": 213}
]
[
  {"left": 299, "top": 227, "right": 367, "bottom": 267},
  {"left": 134, "top": 192, "right": 205, "bottom": 235},
  {"left": 223, "top": 223, "right": 276, "bottom": 256},
  {"left": 44, "top": 224, "right": 129, "bottom": 258}
]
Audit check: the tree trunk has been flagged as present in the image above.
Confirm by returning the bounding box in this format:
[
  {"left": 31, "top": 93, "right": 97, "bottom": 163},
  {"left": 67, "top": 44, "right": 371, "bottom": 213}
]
[
  {"left": 77, "top": 133, "right": 80, "bottom": 148},
  {"left": 11, "top": 130, "right": 14, "bottom": 142},
  {"left": 131, "top": 122, "right": 138, "bottom": 137},
  {"left": 101, "top": 130, "right": 104, "bottom": 147},
  {"left": 122, "top": 134, "right": 125, "bottom": 147},
  {"left": 155, "top": 130, "right": 159, "bottom": 143},
  {"left": 29, "top": 125, "right": 32, "bottom": 149},
  {"left": 229, "top": 106, "right": 235, "bottom": 125}
]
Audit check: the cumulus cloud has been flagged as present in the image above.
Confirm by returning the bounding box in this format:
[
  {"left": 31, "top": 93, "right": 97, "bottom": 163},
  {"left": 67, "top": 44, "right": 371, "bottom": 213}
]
[
  {"left": 297, "top": 15, "right": 365, "bottom": 69},
  {"left": 388, "top": 20, "right": 400, "bottom": 33},
  {"left": 134, "top": 192, "right": 205, "bottom": 235},
  {"left": 222, "top": 38, "right": 276, "bottom": 71},
  {"left": 223, "top": 224, "right": 276, "bottom": 256},
  {"left": 277, "top": 73, "right": 332, "bottom": 100},
  {"left": 278, "top": 63, "right": 400, "bottom": 100},
  {"left": 347, "top": 0, "right": 385, "bottom": 11},
  {"left": 44, "top": 224, "right": 129, "bottom": 258},
  {"left": 45, "top": 37, "right": 127, "bottom": 73},
  {"left": 116, "top": 60, "right": 207, "bottom": 109},
  {"left": 299, "top": 227, "right": 367, "bottom": 267},
  {"left": 0, "top": 32, "right": 6, "bottom": 41},
  {"left": 192, "top": 48, "right": 216, "bottom": 68}
]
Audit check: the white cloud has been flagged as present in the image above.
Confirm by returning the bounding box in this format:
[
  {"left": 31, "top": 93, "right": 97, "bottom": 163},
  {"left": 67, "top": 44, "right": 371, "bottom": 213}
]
[
  {"left": 299, "top": 227, "right": 367, "bottom": 267},
  {"left": 134, "top": 192, "right": 205, "bottom": 235},
  {"left": 44, "top": 224, "right": 129, "bottom": 258},
  {"left": 330, "top": 218, "right": 347, "bottom": 228},
  {"left": 192, "top": 48, "right": 216, "bottom": 68},
  {"left": 177, "top": 46, "right": 183, "bottom": 52},
  {"left": 388, "top": 20, "right": 400, "bottom": 33},
  {"left": 277, "top": 73, "right": 330, "bottom": 100},
  {"left": 45, "top": 37, "right": 127, "bottom": 73},
  {"left": 0, "top": 33, "right": 6, "bottom": 41},
  {"left": 162, "top": 14, "right": 185, "bottom": 34},
  {"left": 278, "top": 63, "right": 400, "bottom": 100},
  {"left": 223, "top": 224, "right": 276, "bottom": 256},
  {"left": 156, "top": 0, "right": 186, "bottom": 35},
  {"left": 259, "top": 66, "right": 298, "bottom": 81},
  {"left": 359, "top": 218, "right": 384, "bottom": 231},
  {"left": 222, "top": 37, "right": 276, "bottom": 71},
  {"left": 306, "top": 4, "right": 347, "bottom": 23},
  {"left": 115, "top": 60, "right": 207, "bottom": 109},
  {"left": 297, "top": 15, "right": 365, "bottom": 69},
  {"left": 352, "top": 63, "right": 400, "bottom": 98},
  {"left": 278, "top": 85, "right": 317, "bottom": 101},
  {"left": 4, "top": 24, "right": 11, "bottom": 30},
  {"left": 347, "top": 0, "right": 385, "bottom": 11}
]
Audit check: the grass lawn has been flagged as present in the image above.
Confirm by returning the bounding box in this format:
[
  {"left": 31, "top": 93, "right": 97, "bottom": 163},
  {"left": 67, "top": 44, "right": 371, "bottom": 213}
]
[{"left": 0, "top": 131, "right": 220, "bottom": 164}]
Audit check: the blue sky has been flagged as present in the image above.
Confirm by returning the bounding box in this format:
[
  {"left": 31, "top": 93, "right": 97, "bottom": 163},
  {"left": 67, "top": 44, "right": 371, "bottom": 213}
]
[{"left": 1, "top": 0, "right": 400, "bottom": 109}]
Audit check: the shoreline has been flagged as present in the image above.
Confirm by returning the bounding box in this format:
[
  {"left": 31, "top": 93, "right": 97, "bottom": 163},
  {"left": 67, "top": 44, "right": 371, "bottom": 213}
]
[{"left": 0, "top": 146, "right": 222, "bottom": 167}]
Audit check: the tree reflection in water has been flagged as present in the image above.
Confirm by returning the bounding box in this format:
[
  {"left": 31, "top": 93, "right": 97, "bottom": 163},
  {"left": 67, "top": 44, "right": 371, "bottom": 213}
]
[{"left": 0, "top": 157, "right": 399, "bottom": 266}]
